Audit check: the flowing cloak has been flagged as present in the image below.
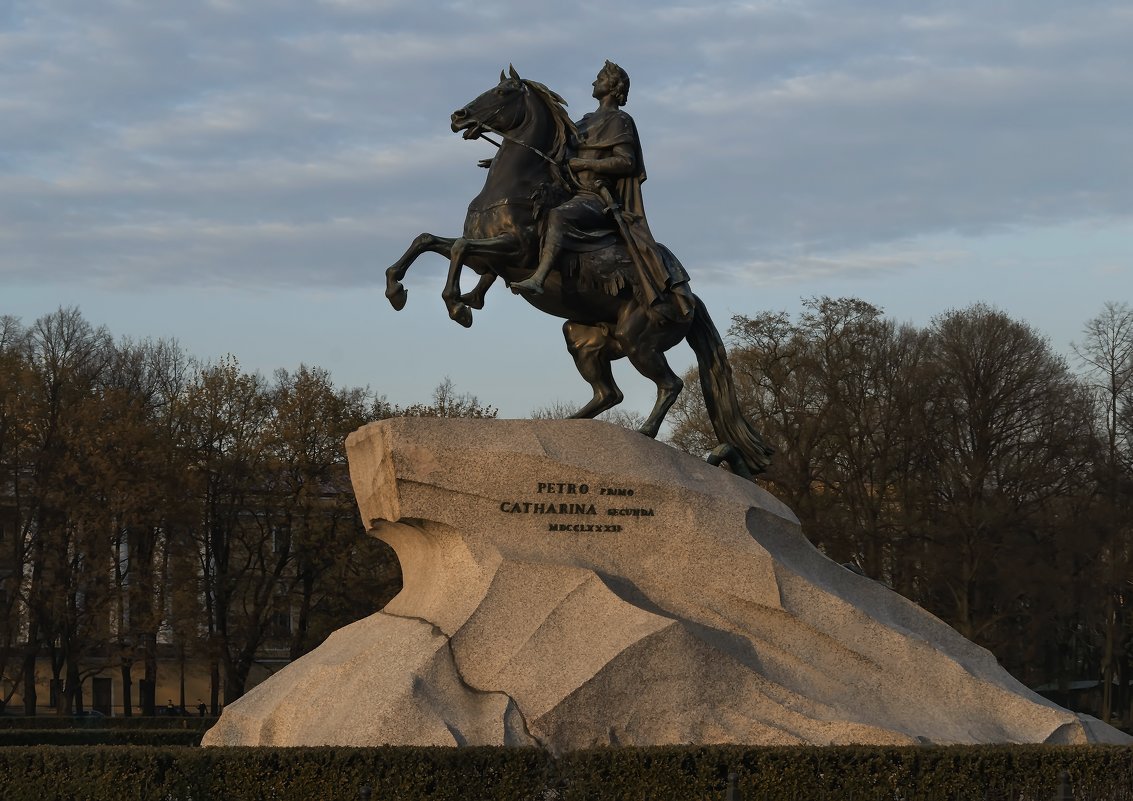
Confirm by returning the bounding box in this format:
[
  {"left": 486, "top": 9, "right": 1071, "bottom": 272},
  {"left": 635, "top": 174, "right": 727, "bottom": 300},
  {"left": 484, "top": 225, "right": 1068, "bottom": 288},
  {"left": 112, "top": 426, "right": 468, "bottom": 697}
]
[{"left": 569, "top": 108, "right": 690, "bottom": 304}]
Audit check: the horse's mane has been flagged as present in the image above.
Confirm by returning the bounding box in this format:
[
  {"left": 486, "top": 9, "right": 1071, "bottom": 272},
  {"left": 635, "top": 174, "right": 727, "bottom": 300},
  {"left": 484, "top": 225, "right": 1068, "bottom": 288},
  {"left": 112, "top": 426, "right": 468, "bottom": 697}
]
[{"left": 521, "top": 78, "right": 577, "bottom": 169}]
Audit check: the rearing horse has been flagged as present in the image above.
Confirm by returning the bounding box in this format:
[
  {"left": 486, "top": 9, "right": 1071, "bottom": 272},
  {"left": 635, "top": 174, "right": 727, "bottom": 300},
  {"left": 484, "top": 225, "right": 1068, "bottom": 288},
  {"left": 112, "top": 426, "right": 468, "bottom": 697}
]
[{"left": 384, "top": 66, "right": 773, "bottom": 477}]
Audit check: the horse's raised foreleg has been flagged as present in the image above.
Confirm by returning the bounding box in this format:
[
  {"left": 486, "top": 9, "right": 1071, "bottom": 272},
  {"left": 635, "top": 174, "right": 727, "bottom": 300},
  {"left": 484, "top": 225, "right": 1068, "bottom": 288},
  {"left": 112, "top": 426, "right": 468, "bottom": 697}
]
[
  {"left": 459, "top": 272, "right": 497, "bottom": 310},
  {"left": 563, "top": 320, "right": 624, "bottom": 418},
  {"left": 443, "top": 234, "right": 519, "bottom": 328},
  {"left": 385, "top": 233, "right": 457, "bottom": 311}
]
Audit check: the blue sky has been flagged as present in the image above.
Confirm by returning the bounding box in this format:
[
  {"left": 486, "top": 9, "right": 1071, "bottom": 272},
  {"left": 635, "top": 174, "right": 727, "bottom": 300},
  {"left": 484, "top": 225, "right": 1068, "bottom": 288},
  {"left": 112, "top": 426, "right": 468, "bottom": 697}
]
[{"left": 2, "top": 0, "right": 1131, "bottom": 419}]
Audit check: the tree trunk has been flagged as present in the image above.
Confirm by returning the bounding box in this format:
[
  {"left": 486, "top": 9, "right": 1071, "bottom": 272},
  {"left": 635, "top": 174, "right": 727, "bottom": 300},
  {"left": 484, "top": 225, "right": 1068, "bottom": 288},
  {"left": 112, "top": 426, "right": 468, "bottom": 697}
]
[
  {"left": 178, "top": 642, "right": 186, "bottom": 711},
  {"left": 50, "top": 644, "right": 65, "bottom": 714},
  {"left": 290, "top": 566, "right": 314, "bottom": 660},
  {"left": 1101, "top": 591, "right": 1116, "bottom": 722},
  {"left": 141, "top": 632, "right": 157, "bottom": 716},
  {"left": 1118, "top": 651, "right": 1130, "bottom": 727},
  {"left": 224, "top": 647, "right": 247, "bottom": 704},
  {"left": 209, "top": 649, "right": 220, "bottom": 715},
  {"left": 120, "top": 660, "right": 133, "bottom": 717},
  {"left": 64, "top": 648, "right": 81, "bottom": 715},
  {"left": 22, "top": 647, "right": 37, "bottom": 715}
]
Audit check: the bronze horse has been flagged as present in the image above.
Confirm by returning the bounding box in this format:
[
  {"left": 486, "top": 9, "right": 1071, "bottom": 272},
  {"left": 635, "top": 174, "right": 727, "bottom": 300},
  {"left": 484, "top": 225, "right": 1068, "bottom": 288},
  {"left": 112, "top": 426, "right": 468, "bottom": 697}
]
[{"left": 384, "top": 67, "right": 772, "bottom": 477}]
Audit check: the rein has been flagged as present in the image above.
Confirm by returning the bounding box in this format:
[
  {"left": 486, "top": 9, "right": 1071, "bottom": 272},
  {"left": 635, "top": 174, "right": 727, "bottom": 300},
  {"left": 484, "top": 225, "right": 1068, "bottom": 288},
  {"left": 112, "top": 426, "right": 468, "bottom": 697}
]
[
  {"left": 479, "top": 123, "right": 558, "bottom": 167},
  {"left": 468, "top": 99, "right": 577, "bottom": 191},
  {"left": 468, "top": 196, "right": 535, "bottom": 212}
]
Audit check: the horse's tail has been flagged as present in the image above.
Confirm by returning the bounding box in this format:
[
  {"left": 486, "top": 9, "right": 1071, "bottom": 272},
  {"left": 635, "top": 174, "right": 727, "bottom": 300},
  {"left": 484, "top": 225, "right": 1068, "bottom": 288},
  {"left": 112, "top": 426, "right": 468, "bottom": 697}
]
[{"left": 685, "top": 293, "right": 774, "bottom": 477}]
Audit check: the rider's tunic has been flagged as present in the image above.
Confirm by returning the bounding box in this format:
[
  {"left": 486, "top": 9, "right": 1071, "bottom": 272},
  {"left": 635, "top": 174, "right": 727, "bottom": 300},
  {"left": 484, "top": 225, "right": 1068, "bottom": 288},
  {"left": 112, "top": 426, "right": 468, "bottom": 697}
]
[{"left": 545, "top": 107, "right": 689, "bottom": 306}]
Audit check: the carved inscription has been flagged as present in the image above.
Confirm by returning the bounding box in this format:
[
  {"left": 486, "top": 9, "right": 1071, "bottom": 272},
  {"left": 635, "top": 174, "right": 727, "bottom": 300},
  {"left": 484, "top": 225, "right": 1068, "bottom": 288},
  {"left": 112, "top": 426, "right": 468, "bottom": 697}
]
[{"left": 498, "top": 480, "right": 655, "bottom": 532}]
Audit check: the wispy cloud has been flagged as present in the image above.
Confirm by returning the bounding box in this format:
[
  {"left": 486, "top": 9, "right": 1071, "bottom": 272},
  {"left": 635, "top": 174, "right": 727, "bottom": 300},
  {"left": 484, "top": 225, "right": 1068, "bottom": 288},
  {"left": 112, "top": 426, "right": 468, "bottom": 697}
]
[{"left": 699, "top": 243, "right": 967, "bottom": 288}]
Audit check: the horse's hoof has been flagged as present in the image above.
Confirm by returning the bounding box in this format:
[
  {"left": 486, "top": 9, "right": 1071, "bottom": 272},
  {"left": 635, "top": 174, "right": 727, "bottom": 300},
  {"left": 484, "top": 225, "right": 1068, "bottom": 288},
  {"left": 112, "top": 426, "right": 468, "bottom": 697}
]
[
  {"left": 450, "top": 304, "right": 473, "bottom": 328},
  {"left": 636, "top": 424, "right": 661, "bottom": 439},
  {"left": 459, "top": 294, "right": 485, "bottom": 310},
  {"left": 386, "top": 285, "right": 408, "bottom": 311}
]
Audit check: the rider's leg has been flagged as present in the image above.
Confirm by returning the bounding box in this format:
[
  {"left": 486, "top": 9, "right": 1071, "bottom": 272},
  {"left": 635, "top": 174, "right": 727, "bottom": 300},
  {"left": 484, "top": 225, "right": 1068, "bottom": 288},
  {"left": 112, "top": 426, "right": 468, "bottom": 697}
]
[
  {"left": 511, "top": 212, "right": 566, "bottom": 295},
  {"left": 512, "top": 195, "right": 605, "bottom": 295}
]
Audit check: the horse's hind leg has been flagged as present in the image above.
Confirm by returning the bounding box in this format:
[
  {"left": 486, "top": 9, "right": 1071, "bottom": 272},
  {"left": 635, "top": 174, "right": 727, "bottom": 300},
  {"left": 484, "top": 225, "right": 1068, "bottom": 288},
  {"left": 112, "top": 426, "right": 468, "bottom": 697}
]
[
  {"left": 563, "top": 320, "right": 624, "bottom": 418},
  {"left": 628, "top": 348, "right": 683, "bottom": 438},
  {"left": 617, "top": 313, "right": 685, "bottom": 439},
  {"left": 385, "top": 233, "right": 456, "bottom": 310}
]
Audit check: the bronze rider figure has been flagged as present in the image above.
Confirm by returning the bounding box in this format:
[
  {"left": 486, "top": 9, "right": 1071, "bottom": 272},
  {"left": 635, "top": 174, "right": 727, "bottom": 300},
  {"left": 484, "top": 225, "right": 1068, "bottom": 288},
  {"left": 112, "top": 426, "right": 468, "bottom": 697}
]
[{"left": 510, "top": 61, "right": 692, "bottom": 318}]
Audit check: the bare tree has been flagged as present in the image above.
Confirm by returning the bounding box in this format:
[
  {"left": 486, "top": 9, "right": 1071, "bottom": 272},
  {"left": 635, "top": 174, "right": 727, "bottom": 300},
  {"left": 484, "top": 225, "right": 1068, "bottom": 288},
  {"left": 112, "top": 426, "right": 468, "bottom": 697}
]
[
  {"left": 18, "top": 308, "right": 113, "bottom": 714},
  {"left": 668, "top": 298, "right": 1104, "bottom": 695},
  {"left": 1073, "top": 301, "right": 1133, "bottom": 721},
  {"left": 392, "top": 377, "right": 497, "bottom": 419},
  {"left": 266, "top": 365, "right": 381, "bottom": 660},
  {"left": 184, "top": 358, "right": 275, "bottom": 708},
  {"left": 98, "top": 337, "right": 195, "bottom": 716},
  {"left": 529, "top": 399, "right": 646, "bottom": 430},
  {"left": 918, "top": 305, "right": 1094, "bottom": 660},
  {"left": 0, "top": 316, "right": 32, "bottom": 712},
  {"left": 1075, "top": 302, "right": 1133, "bottom": 480}
]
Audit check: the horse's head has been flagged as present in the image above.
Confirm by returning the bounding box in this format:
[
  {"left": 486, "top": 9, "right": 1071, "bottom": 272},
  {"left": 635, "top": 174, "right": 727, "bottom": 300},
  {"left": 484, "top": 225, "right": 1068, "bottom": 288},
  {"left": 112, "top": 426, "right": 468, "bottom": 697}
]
[{"left": 451, "top": 66, "right": 532, "bottom": 140}]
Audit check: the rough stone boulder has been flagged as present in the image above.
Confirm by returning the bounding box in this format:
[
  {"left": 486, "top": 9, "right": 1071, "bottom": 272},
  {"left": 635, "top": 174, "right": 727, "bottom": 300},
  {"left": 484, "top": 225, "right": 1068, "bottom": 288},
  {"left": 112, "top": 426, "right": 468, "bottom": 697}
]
[{"left": 203, "top": 418, "right": 1130, "bottom": 750}]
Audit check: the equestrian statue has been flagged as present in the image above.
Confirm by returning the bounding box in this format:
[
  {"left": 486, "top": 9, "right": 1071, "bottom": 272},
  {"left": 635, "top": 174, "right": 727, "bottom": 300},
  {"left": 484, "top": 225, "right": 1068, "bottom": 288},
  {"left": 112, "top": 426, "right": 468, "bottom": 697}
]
[{"left": 383, "top": 62, "right": 773, "bottom": 478}]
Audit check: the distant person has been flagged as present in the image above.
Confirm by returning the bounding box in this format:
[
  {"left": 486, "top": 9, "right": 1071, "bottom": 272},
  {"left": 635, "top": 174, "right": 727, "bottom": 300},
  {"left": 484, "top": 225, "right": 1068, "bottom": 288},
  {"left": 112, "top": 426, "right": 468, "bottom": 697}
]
[
  {"left": 197, "top": 700, "right": 207, "bottom": 717},
  {"left": 166, "top": 699, "right": 176, "bottom": 716}
]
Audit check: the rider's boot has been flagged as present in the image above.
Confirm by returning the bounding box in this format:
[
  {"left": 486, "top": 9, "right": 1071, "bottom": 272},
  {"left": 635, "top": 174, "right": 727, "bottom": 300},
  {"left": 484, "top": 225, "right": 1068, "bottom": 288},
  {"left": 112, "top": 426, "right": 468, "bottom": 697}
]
[
  {"left": 511, "top": 265, "right": 550, "bottom": 295},
  {"left": 511, "top": 243, "right": 557, "bottom": 295}
]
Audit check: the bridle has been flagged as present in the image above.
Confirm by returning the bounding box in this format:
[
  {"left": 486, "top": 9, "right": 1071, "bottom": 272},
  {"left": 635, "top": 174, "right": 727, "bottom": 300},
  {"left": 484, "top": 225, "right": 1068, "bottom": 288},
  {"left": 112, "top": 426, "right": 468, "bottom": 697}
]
[{"left": 464, "top": 87, "right": 577, "bottom": 190}]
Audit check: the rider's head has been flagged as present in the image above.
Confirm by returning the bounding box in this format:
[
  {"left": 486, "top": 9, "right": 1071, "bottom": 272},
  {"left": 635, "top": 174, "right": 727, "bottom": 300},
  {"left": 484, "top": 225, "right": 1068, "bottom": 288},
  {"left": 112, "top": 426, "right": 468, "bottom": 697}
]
[{"left": 598, "top": 60, "right": 630, "bottom": 106}]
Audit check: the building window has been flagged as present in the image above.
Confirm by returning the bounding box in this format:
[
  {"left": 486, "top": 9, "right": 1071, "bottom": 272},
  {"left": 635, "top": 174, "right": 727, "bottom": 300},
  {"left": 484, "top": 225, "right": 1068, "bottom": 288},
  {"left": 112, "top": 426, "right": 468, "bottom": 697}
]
[
  {"left": 269, "top": 597, "right": 292, "bottom": 639},
  {"left": 271, "top": 524, "right": 290, "bottom": 554}
]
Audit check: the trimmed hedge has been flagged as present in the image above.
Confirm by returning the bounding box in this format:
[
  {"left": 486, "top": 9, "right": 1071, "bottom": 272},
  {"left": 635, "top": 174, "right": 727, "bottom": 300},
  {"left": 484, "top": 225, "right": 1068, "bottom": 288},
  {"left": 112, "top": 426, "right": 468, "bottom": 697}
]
[
  {"left": 558, "top": 745, "right": 1133, "bottom": 800},
  {"left": 0, "top": 744, "right": 1129, "bottom": 801},
  {"left": 0, "top": 746, "right": 550, "bottom": 801}
]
